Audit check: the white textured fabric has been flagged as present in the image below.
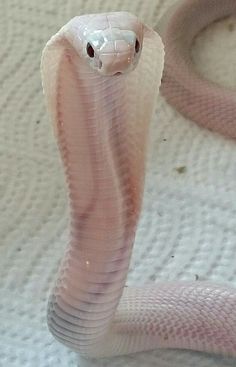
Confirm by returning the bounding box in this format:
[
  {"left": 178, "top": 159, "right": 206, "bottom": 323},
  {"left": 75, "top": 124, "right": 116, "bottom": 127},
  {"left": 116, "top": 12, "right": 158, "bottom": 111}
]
[{"left": 1, "top": 0, "right": 236, "bottom": 366}]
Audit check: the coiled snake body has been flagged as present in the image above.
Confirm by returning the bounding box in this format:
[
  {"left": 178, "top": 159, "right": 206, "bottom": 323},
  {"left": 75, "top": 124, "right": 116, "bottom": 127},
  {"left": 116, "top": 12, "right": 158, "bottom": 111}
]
[{"left": 41, "top": 1, "right": 236, "bottom": 359}]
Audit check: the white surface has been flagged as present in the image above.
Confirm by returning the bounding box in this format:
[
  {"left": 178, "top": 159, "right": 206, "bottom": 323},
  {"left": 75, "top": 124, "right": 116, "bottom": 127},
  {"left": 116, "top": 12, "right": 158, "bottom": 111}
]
[{"left": 1, "top": 0, "right": 236, "bottom": 366}]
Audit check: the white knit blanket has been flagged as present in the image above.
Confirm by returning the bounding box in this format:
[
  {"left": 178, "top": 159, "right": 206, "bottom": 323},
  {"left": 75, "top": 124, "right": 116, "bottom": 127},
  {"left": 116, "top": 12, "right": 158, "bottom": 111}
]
[{"left": 1, "top": 1, "right": 236, "bottom": 366}]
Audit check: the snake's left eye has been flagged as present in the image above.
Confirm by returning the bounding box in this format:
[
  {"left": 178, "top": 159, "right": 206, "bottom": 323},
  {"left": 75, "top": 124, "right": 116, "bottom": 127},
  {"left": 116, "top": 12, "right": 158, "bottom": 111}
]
[
  {"left": 86, "top": 43, "right": 95, "bottom": 58},
  {"left": 135, "top": 39, "right": 140, "bottom": 53}
]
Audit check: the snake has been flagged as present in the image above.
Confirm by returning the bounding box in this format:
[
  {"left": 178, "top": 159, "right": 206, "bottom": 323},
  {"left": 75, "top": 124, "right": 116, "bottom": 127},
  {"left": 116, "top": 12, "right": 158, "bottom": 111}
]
[{"left": 41, "top": 0, "right": 236, "bottom": 359}]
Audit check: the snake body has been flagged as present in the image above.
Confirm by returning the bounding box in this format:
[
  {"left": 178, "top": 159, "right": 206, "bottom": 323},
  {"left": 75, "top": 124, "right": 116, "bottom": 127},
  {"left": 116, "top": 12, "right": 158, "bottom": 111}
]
[
  {"left": 158, "top": 0, "right": 236, "bottom": 138},
  {"left": 41, "top": 2, "right": 236, "bottom": 359}
]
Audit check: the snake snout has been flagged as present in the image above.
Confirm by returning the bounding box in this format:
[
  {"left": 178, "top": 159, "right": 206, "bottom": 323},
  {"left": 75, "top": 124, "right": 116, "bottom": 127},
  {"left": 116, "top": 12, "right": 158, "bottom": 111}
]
[{"left": 98, "top": 50, "right": 136, "bottom": 76}]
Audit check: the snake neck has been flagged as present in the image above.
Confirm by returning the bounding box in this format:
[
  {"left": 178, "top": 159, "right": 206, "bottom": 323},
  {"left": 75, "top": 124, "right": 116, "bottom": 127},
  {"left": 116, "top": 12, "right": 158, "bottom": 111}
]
[
  {"left": 46, "top": 46, "right": 144, "bottom": 349},
  {"left": 57, "top": 50, "right": 141, "bottom": 249}
]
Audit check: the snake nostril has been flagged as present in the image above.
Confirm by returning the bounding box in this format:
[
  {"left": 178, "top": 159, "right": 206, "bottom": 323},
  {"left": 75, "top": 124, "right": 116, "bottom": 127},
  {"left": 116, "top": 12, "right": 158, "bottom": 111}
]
[{"left": 98, "top": 60, "right": 103, "bottom": 69}]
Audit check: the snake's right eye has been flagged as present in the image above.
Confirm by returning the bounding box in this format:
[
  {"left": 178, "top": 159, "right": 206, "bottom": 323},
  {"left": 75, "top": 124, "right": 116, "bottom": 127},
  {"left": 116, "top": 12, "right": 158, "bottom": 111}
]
[
  {"left": 86, "top": 43, "right": 95, "bottom": 58},
  {"left": 135, "top": 39, "right": 140, "bottom": 53}
]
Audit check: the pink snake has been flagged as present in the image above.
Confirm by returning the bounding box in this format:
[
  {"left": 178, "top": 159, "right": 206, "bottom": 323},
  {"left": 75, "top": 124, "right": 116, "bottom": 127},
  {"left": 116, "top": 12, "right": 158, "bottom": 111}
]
[{"left": 41, "top": 0, "right": 236, "bottom": 359}]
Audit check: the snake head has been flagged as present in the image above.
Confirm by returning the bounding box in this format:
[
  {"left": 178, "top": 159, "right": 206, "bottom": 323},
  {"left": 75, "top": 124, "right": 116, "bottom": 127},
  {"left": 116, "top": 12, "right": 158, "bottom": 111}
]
[
  {"left": 78, "top": 12, "right": 143, "bottom": 76},
  {"left": 84, "top": 28, "right": 142, "bottom": 75}
]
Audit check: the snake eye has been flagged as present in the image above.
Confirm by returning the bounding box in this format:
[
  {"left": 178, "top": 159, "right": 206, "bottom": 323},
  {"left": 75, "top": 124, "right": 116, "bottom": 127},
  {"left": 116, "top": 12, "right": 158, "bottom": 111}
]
[
  {"left": 135, "top": 39, "right": 140, "bottom": 53},
  {"left": 86, "top": 43, "right": 95, "bottom": 58}
]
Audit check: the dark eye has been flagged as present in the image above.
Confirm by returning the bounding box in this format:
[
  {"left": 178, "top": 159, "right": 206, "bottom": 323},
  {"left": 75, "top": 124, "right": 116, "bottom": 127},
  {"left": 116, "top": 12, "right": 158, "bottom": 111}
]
[
  {"left": 135, "top": 39, "right": 140, "bottom": 53},
  {"left": 86, "top": 43, "right": 95, "bottom": 58}
]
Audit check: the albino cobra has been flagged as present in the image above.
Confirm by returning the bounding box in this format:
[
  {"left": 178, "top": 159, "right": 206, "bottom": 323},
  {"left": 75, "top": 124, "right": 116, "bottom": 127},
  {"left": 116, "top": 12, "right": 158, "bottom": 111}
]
[{"left": 41, "top": 1, "right": 236, "bottom": 360}]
